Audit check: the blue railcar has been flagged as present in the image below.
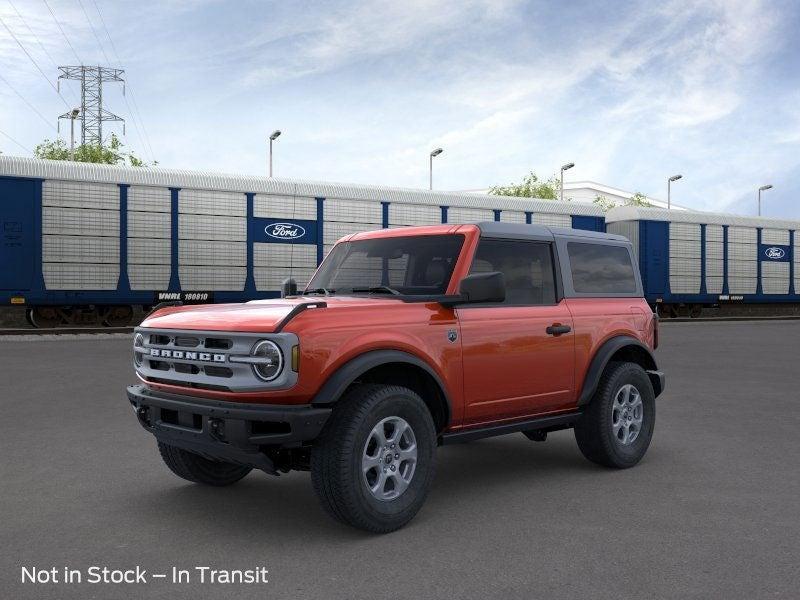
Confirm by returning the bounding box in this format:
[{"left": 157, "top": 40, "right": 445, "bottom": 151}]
[
  {"left": 606, "top": 206, "right": 800, "bottom": 317},
  {"left": 0, "top": 157, "right": 605, "bottom": 326}
]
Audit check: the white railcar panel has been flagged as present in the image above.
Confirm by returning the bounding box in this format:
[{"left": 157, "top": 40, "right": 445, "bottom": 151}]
[
  {"left": 728, "top": 260, "right": 757, "bottom": 277},
  {"left": 706, "top": 225, "right": 724, "bottom": 242},
  {"left": 128, "top": 238, "right": 170, "bottom": 264},
  {"left": 255, "top": 267, "right": 317, "bottom": 290},
  {"left": 669, "top": 239, "right": 701, "bottom": 259},
  {"left": 669, "top": 275, "right": 700, "bottom": 294},
  {"left": 253, "top": 243, "right": 317, "bottom": 268},
  {"left": 728, "top": 277, "right": 756, "bottom": 294},
  {"left": 179, "top": 240, "right": 246, "bottom": 266},
  {"left": 606, "top": 221, "right": 639, "bottom": 262},
  {"left": 179, "top": 189, "right": 246, "bottom": 217},
  {"left": 499, "top": 210, "right": 526, "bottom": 224},
  {"left": 179, "top": 214, "right": 246, "bottom": 241},
  {"left": 42, "top": 180, "right": 118, "bottom": 210},
  {"left": 670, "top": 257, "right": 701, "bottom": 276},
  {"left": 128, "top": 186, "right": 170, "bottom": 213},
  {"left": 179, "top": 266, "right": 246, "bottom": 290},
  {"left": 323, "top": 222, "right": 381, "bottom": 246},
  {"left": 706, "top": 276, "right": 724, "bottom": 294},
  {"left": 533, "top": 213, "right": 571, "bottom": 228},
  {"left": 705, "top": 241, "right": 724, "bottom": 260},
  {"left": 128, "top": 211, "right": 170, "bottom": 239},
  {"left": 448, "top": 207, "right": 494, "bottom": 223},
  {"left": 43, "top": 263, "right": 119, "bottom": 290},
  {"left": 762, "top": 262, "right": 789, "bottom": 294},
  {"left": 324, "top": 198, "right": 382, "bottom": 223},
  {"left": 669, "top": 222, "right": 701, "bottom": 241},
  {"left": 761, "top": 229, "right": 790, "bottom": 245},
  {"left": 728, "top": 226, "right": 757, "bottom": 245},
  {"left": 705, "top": 258, "right": 724, "bottom": 279},
  {"left": 254, "top": 195, "right": 317, "bottom": 220},
  {"left": 129, "top": 264, "right": 170, "bottom": 290},
  {"left": 43, "top": 206, "right": 119, "bottom": 238},
  {"left": 388, "top": 203, "right": 441, "bottom": 226},
  {"left": 42, "top": 235, "right": 118, "bottom": 264}
]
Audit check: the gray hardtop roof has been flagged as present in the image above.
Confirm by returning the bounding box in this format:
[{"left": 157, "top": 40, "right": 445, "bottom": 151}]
[{"left": 475, "top": 222, "right": 628, "bottom": 243}]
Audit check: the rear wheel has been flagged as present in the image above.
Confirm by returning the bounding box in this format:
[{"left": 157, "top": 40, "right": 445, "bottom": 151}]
[
  {"left": 311, "top": 384, "right": 437, "bottom": 533},
  {"left": 574, "top": 362, "right": 655, "bottom": 468},
  {"left": 157, "top": 442, "right": 252, "bottom": 486}
]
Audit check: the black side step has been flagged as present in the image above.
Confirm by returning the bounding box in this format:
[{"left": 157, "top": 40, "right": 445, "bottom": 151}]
[{"left": 440, "top": 411, "right": 582, "bottom": 445}]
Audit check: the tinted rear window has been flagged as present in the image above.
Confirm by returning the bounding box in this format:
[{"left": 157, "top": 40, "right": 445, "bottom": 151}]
[{"left": 567, "top": 243, "right": 637, "bottom": 294}]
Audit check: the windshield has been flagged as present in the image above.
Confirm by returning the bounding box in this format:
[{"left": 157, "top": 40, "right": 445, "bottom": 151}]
[{"left": 306, "top": 234, "right": 465, "bottom": 296}]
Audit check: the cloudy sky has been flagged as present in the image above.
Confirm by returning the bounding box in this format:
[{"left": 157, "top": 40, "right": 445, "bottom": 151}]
[{"left": 1, "top": 0, "right": 799, "bottom": 217}]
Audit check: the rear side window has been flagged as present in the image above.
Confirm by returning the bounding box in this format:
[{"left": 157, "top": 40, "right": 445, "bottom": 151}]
[
  {"left": 469, "top": 239, "right": 556, "bottom": 305},
  {"left": 567, "top": 243, "right": 637, "bottom": 294}
]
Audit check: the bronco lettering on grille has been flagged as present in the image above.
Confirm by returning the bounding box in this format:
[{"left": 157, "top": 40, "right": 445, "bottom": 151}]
[{"left": 149, "top": 349, "right": 226, "bottom": 362}]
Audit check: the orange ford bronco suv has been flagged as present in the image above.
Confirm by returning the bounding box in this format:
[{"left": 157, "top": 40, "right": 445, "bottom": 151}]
[{"left": 128, "top": 222, "right": 664, "bottom": 532}]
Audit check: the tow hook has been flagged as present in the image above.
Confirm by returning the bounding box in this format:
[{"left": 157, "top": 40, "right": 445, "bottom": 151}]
[
  {"left": 208, "top": 418, "right": 226, "bottom": 441},
  {"left": 135, "top": 405, "right": 151, "bottom": 427}
]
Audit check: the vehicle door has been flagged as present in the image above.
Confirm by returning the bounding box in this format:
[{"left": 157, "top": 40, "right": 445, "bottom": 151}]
[{"left": 457, "top": 238, "right": 575, "bottom": 425}]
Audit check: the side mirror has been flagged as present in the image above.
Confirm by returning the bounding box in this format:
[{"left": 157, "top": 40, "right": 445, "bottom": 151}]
[
  {"left": 440, "top": 271, "right": 505, "bottom": 306},
  {"left": 281, "top": 277, "right": 298, "bottom": 298}
]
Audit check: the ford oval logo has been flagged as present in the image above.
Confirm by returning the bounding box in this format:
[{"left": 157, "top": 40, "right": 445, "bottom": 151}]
[
  {"left": 765, "top": 246, "right": 786, "bottom": 259},
  {"left": 265, "top": 222, "right": 306, "bottom": 240}
]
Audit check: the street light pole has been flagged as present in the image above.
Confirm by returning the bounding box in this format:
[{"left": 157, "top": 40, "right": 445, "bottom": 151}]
[
  {"left": 429, "top": 148, "right": 443, "bottom": 190},
  {"left": 758, "top": 184, "right": 773, "bottom": 216},
  {"left": 269, "top": 130, "right": 281, "bottom": 177},
  {"left": 69, "top": 108, "right": 80, "bottom": 161},
  {"left": 559, "top": 162, "right": 575, "bottom": 202},
  {"left": 667, "top": 174, "right": 683, "bottom": 209}
]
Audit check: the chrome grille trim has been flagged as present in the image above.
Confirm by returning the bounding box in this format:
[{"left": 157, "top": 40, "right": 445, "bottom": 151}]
[{"left": 133, "top": 327, "right": 298, "bottom": 392}]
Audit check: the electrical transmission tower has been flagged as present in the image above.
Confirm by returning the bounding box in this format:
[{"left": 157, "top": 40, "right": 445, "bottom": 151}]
[{"left": 57, "top": 66, "right": 125, "bottom": 146}]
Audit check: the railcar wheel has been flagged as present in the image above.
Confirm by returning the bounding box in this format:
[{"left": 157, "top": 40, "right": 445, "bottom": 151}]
[
  {"left": 102, "top": 305, "right": 134, "bottom": 327},
  {"left": 29, "top": 307, "right": 62, "bottom": 328}
]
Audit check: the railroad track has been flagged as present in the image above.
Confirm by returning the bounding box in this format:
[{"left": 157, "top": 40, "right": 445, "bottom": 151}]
[{"left": 0, "top": 327, "right": 134, "bottom": 336}]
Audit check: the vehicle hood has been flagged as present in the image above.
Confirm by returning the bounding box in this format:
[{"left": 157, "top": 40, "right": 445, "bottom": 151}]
[{"left": 140, "top": 296, "right": 405, "bottom": 333}]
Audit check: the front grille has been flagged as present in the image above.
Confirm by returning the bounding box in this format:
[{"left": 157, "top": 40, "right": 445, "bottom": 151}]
[{"left": 134, "top": 327, "right": 298, "bottom": 393}]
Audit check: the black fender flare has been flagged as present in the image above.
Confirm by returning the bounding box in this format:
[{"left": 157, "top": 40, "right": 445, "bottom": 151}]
[
  {"left": 311, "top": 349, "right": 453, "bottom": 420},
  {"left": 577, "top": 336, "right": 662, "bottom": 405}
]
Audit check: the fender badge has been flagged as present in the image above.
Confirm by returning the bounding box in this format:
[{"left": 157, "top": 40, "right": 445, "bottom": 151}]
[{"left": 447, "top": 329, "right": 458, "bottom": 343}]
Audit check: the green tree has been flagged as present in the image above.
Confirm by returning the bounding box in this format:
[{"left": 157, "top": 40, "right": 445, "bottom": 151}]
[
  {"left": 593, "top": 191, "right": 653, "bottom": 212},
  {"left": 489, "top": 171, "right": 561, "bottom": 200},
  {"left": 34, "top": 134, "right": 155, "bottom": 167}
]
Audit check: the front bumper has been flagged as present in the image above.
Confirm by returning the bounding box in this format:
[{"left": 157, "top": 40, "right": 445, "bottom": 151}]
[{"left": 127, "top": 384, "right": 331, "bottom": 474}]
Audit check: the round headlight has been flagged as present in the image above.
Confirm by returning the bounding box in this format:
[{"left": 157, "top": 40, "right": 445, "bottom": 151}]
[
  {"left": 251, "top": 340, "right": 283, "bottom": 382},
  {"left": 133, "top": 333, "right": 145, "bottom": 367}
]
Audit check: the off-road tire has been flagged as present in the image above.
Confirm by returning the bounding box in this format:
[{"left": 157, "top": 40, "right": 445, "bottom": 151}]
[
  {"left": 157, "top": 442, "right": 252, "bottom": 486},
  {"left": 311, "top": 384, "right": 437, "bottom": 533},
  {"left": 574, "top": 362, "right": 656, "bottom": 468}
]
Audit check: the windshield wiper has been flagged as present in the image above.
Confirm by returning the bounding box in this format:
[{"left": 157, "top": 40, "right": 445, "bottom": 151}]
[
  {"left": 350, "top": 285, "right": 401, "bottom": 295},
  {"left": 302, "top": 287, "right": 334, "bottom": 295}
]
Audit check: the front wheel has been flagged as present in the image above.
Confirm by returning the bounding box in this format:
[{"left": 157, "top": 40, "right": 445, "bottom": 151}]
[
  {"left": 574, "top": 362, "right": 656, "bottom": 468},
  {"left": 311, "top": 384, "right": 437, "bottom": 533}
]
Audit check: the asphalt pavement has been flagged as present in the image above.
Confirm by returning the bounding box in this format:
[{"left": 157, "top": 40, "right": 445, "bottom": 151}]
[{"left": 1, "top": 321, "right": 798, "bottom": 599}]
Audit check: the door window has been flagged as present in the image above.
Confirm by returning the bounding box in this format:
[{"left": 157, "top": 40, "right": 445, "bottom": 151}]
[{"left": 468, "top": 239, "right": 556, "bottom": 305}]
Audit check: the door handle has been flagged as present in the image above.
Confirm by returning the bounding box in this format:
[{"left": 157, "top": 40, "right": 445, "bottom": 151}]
[{"left": 546, "top": 324, "right": 571, "bottom": 336}]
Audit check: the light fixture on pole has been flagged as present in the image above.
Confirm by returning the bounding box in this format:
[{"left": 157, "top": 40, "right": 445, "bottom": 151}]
[
  {"left": 758, "top": 184, "right": 773, "bottom": 216},
  {"left": 560, "top": 162, "right": 574, "bottom": 202},
  {"left": 429, "top": 148, "right": 443, "bottom": 190},
  {"left": 667, "top": 174, "right": 682, "bottom": 209},
  {"left": 69, "top": 108, "right": 80, "bottom": 161},
  {"left": 269, "top": 130, "right": 281, "bottom": 177}
]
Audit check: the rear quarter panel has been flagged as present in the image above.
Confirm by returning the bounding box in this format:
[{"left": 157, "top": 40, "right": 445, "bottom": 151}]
[{"left": 565, "top": 297, "right": 654, "bottom": 402}]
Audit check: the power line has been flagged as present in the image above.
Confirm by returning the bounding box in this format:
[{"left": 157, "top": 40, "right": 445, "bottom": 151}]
[
  {"left": 0, "top": 72, "right": 59, "bottom": 132},
  {"left": 6, "top": 0, "right": 81, "bottom": 105},
  {"left": 0, "top": 13, "right": 71, "bottom": 108},
  {"left": 89, "top": 0, "right": 155, "bottom": 162},
  {"left": 42, "top": 0, "right": 83, "bottom": 65},
  {"left": 0, "top": 127, "right": 33, "bottom": 153},
  {"left": 76, "top": 0, "right": 111, "bottom": 64}
]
